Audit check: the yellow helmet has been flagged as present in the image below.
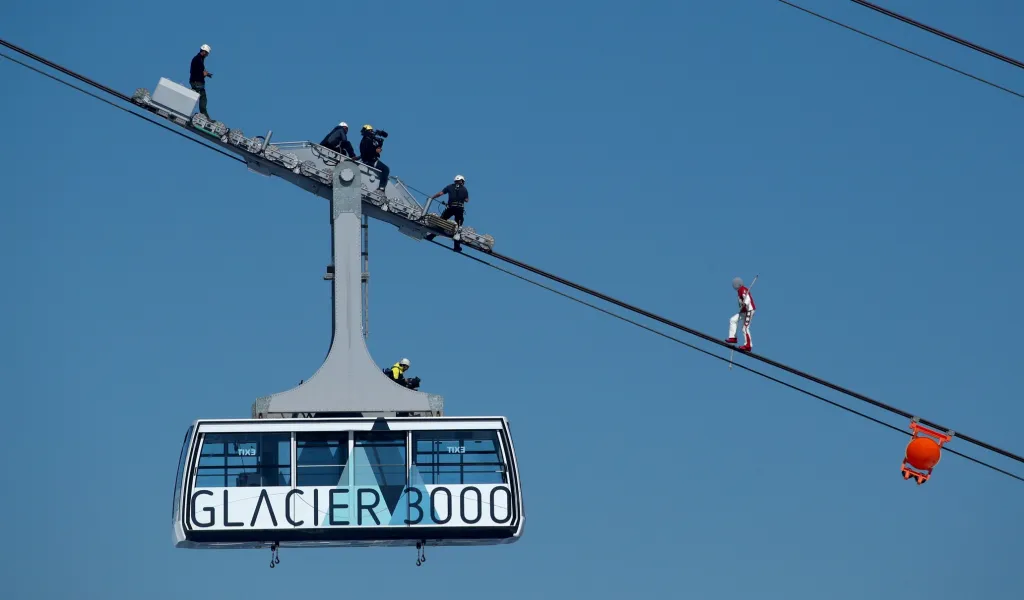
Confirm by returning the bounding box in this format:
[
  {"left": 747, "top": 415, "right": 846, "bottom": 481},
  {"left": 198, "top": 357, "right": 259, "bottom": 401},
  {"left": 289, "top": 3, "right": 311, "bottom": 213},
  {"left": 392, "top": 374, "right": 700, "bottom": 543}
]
[{"left": 362, "top": 124, "right": 373, "bottom": 132}]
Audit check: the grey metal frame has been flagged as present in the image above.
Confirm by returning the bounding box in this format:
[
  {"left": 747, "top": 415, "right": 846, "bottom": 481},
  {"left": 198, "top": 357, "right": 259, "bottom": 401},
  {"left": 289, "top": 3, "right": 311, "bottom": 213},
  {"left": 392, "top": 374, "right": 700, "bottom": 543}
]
[
  {"left": 250, "top": 160, "right": 443, "bottom": 419},
  {"left": 130, "top": 84, "right": 496, "bottom": 253},
  {"left": 129, "top": 79, "right": 460, "bottom": 419}
]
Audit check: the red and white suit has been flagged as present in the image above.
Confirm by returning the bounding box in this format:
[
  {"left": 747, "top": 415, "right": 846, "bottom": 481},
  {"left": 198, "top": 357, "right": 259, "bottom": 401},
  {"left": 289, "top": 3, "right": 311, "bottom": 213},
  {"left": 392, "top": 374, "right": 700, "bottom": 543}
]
[{"left": 728, "top": 285, "right": 755, "bottom": 350}]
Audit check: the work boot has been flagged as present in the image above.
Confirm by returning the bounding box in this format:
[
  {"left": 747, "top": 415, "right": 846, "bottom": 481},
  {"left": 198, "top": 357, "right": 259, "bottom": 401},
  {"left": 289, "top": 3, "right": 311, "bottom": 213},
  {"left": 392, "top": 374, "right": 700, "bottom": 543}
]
[
  {"left": 737, "top": 344, "right": 751, "bottom": 352},
  {"left": 725, "top": 337, "right": 737, "bottom": 344}
]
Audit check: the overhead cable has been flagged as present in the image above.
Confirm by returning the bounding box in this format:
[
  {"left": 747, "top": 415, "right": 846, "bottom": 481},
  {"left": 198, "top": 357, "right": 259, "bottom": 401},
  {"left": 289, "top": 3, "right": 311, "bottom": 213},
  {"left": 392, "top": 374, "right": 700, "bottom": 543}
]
[
  {"left": 775, "top": 0, "right": 1024, "bottom": 101},
  {"left": 480, "top": 248, "right": 1023, "bottom": 465},
  {"left": 0, "top": 38, "right": 133, "bottom": 102},
  {"left": 432, "top": 240, "right": 1023, "bottom": 483},
  {"left": 0, "top": 46, "right": 245, "bottom": 164},
  {"left": 850, "top": 0, "right": 1024, "bottom": 71}
]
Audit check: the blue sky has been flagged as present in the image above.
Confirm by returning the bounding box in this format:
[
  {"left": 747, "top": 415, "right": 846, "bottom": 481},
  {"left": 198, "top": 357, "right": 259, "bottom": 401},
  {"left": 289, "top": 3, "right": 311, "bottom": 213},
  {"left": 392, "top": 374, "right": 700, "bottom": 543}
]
[{"left": 2, "top": 0, "right": 1023, "bottom": 598}]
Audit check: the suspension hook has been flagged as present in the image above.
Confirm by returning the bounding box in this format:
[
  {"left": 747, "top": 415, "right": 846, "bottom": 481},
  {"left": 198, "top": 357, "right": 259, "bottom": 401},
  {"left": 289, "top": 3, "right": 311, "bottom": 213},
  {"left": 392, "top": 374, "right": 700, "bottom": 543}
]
[{"left": 416, "top": 540, "right": 427, "bottom": 567}]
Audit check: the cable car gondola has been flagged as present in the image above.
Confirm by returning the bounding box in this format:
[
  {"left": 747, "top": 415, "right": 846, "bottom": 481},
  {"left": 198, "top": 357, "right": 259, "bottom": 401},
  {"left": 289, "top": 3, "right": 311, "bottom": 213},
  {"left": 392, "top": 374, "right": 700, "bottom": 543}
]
[{"left": 172, "top": 417, "right": 523, "bottom": 548}]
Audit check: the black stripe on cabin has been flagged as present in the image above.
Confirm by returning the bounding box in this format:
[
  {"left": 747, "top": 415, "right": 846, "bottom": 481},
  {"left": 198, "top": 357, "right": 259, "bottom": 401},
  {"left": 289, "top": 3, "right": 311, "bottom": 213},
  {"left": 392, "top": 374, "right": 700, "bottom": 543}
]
[{"left": 187, "top": 526, "right": 517, "bottom": 544}]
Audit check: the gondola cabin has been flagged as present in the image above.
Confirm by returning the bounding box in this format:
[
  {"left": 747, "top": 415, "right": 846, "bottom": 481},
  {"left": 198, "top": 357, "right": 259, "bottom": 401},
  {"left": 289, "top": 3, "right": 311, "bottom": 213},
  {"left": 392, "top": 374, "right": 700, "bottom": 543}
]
[{"left": 173, "top": 417, "right": 524, "bottom": 549}]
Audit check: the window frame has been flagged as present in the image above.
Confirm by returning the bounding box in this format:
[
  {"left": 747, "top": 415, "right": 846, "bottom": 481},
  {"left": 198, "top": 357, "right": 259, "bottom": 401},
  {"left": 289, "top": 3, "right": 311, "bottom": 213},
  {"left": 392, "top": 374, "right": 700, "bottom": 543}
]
[
  {"left": 411, "top": 430, "right": 509, "bottom": 486},
  {"left": 352, "top": 430, "right": 408, "bottom": 489},
  {"left": 189, "top": 428, "right": 511, "bottom": 489},
  {"left": 193, "top": 431, "right": 293, "bottom": 488},
  {"left": 173, "top": 425, "right": 195, "bottom": 518},
  {"left": 295, "top": 430, "right": 351, "bottom": 487}
]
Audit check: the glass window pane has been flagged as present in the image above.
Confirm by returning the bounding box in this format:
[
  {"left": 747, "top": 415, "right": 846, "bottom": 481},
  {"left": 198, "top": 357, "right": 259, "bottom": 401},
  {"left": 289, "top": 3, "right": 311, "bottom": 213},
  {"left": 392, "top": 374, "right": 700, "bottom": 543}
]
[
  {"left": 412, "top": 430, "right": 507, "bottom": 485},
  {"left": 297, "top": 431, "right": 348, "bottom": 486},
  {"left": 353, "top": 431, "right": 406, "bottom": 510},
  {"left": 195, "top": 432, "right": 291, "bottom": 487},
  {"left": 196, "top": 472, "right": 228, "bottom": 487}
]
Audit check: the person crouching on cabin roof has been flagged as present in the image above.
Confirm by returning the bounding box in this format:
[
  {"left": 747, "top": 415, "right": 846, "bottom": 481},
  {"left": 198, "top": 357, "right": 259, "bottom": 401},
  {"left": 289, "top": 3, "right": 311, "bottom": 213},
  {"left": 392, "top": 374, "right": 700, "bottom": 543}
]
[{"left": 384, "top": 358, "right": 421, "bottom": 390}]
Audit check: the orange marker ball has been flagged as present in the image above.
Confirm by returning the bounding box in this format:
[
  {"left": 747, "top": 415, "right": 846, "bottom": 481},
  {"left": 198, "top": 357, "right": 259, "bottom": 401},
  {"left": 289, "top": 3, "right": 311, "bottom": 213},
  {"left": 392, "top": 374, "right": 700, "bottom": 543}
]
[{"left": 905, "top": 437, "right": 943, "bottom": 470}]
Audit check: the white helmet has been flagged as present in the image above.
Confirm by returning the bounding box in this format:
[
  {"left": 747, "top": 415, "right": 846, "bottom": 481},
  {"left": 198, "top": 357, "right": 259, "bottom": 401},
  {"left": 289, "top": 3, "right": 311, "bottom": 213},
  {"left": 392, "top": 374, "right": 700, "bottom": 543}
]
[
  {"left": 200, "top": 44, "right": 211, "bottom": 53},
  {"left": 732, "top": 277, "right": 743, "bottom": 290},
  {"left": 399, "top": 358, "right": 410, "bottom": 367},
  {"left": 454, "top": 174, "right": 465, "bottom": 183},
  {"left": 339, "top": 121, "right": 348, "bottom": 128}
]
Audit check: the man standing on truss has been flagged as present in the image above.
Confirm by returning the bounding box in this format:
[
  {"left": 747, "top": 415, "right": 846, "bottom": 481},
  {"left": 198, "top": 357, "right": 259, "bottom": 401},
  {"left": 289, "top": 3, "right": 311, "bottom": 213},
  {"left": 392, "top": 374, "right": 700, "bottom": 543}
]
[
  {"left": 726, "top": 276, "right": 755, "bottom": 352},
  {"left": 189, "top": 44, "right": 213, "bottom": 120},
  {"left": 425, "top": 174, "right": 470, "bottom": 252}
]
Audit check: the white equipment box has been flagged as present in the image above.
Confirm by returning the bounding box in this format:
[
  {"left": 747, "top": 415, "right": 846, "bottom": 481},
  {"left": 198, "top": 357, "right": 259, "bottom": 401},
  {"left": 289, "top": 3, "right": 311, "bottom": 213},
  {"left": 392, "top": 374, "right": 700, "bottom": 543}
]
[{"left": 151, "top": 77, "right": 199, "bottom": 116}]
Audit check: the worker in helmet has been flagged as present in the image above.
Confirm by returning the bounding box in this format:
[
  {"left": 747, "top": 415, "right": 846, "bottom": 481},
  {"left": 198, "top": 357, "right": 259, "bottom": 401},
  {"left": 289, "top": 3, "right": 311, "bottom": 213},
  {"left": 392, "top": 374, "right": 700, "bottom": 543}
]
[
  {"left": 358, "top": 124, "right": 390, "bottom": 194},
  {"left": 320, "top": 121, "right": 356, "bottom": 158},
  {"left": 189, "top": 44, "right": 213, "bottom": 120},
  {"left": 425, "top": 175, "right": 470, "bottom": 252},
  {"left": 726, "top": 277, "right": 756, "bottom": 352},
  {"left": 383, "top": 358, "right": 420, "bottom": 390}
]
